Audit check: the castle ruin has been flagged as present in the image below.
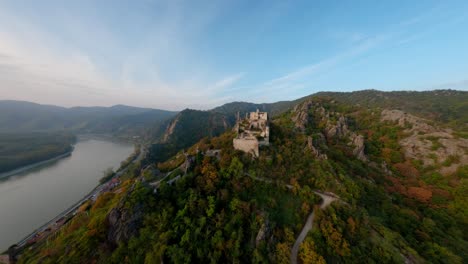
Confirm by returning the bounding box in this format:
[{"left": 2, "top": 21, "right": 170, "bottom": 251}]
[{"left": 233, "top": 109, "right": 270, "bottom": 157}]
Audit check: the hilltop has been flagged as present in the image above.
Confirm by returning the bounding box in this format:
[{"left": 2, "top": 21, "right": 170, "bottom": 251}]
[{"left": 11, "top": 89, "right": 468, "bottom": 263}]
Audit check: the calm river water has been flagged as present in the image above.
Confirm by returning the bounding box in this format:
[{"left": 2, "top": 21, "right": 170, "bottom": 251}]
[{"left": 0, "top": 139, "right": 134, "bottom": 251}]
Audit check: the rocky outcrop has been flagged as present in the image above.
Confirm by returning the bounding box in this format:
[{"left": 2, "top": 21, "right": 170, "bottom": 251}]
[
  {"left": 381, "top": 110, "right": 433, "bottom": 133},
  {"left": 162, "top": 114, "right": 180, "bottom": 142},
  {"left": 381, "top": 109, "right": 468, "bottom": 175},
  {"left": 325, "top": 115, "right": 349, "bottom": 138},
  {"left": 292, "top": 100, "right": 314, "bottom": 130},
  {"left": 325, "top": 115, "right": 368, "bottom": 161},
  {"left": 255, "top": 222, "right": 267, "bottom": 247},
  {"left": 254, "top": 213, "right": 270, "bottom": 247},
  {"left": 305, "top": 136, "right": 327, "bottom": 160},
  {"left": 105, "top": 185, "right": 145, "bottom": 249},
  {"left": 350, "top": 134, "right": 367, "bottom": 162},
  {"left": 106, "top": 205, "right": 144, "bottom": 247},
  {"left": 292, "top": 100, "right": 368, "bottom": 161}
]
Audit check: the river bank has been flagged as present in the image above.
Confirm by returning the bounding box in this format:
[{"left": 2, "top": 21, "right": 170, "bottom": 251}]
[
  {"left": 0, "top": 149, "right": 74, "bottom": 180},
  {"left": 0, "top": 134, "right": 139, "bottom": 180},
  {"left": 0, "top": 139, "right": 135, "bottom": 252}
]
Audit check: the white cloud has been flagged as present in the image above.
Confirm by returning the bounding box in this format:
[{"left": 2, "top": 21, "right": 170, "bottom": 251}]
[
  {"left": 213, "top": 73, "right": 245, "bottom": 89},
  {"left": 0, "top": 1, "right": 242, "bottom": 110}
]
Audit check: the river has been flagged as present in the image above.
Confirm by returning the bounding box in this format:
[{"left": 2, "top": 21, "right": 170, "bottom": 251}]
[{"left": 0, "top": 138, "right": 134, "bottom": 251}]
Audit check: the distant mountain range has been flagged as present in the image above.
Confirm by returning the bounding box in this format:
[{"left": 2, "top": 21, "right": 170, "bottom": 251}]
[
  {"left": 0, "top": 100, "right": 177, "bottom": 137},
  {"left": 2, "top": 89, "right": 466, "bottom": 160}
]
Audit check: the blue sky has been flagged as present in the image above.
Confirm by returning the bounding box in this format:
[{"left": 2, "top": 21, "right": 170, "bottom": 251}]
[{"left": 0, "top": 0, "right": 467, "bottom": 110}]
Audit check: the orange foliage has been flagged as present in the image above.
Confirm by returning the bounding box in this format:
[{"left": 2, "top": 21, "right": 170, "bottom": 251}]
[
  {"left": 381, "top": 148, "right": 393, "bottom": 162},
  {"left": 347, "top": 217, "right": 356, "bottom": 234},
  {"left": 299, "top": 239, "right": 326, "bottom": 264},
  {"left": 319, "top": 219, "right": 351, "bottom": 256},
  {"left": 394, "top": 162, "right": 420, "bottom": 179},
  {"left": 407, "top": 187, "right": 432, "bottom": 203},
  {"left": 91, "top": 192, "right": 115, "bottom": 212},
  {"left": 301, "top": 202, "right": 310, "bottom": 215},
  {"left": 275, "top": 242, "right": 291, "bottom": 264},
  {"left": 199, "top": 157, "right": 219, "bottom": 192},
  {"left": 385, "top": 176, "right": 407, "bottom": 195},
  {"left": 86, "top": 228, "right": 98, "bottom": 237},
  {"left": 40, "top": 248, "right": 59, "bottom": 257}
]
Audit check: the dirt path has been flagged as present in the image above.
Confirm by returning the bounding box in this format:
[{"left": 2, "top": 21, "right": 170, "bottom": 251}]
[
  {"left": 290, "top": 191, "right": 338, "bottom": 264},
  {"left": 242, "top": 173, "right": 340, "bottom": 264}
]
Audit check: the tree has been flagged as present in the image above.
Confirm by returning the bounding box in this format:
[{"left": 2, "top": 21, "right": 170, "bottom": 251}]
[{"left": 299, "top": 239, "right": 326, "bottom": 264}]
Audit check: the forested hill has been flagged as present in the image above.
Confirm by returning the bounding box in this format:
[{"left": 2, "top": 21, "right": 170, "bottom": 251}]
[
  {"left": 147, "top": 100, "right": 296, "bottom": 163},
  {"left": 15, "top": 90, "right": 467, "bottom": 263},
  {"left": 314, "top": 89, "right": 468, "bottom": 130},
  {"left": 0, "top": 100, "right": 177, "bottom": 137},
  {"left": 148, "top": 89, "right": 467, "bottom": 163},
  {"left": 211, "top": 101, "right": 296, "bottom": 118},
  {"left": 0, "top": 132, "right": 75, "bottom": 174}
]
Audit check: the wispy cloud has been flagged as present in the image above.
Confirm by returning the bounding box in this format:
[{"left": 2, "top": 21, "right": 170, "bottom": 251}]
[
  {"left": 214, "top": 73, "right": 245, "bottom": 89},
  {"left": 228, "top": 34, "right": 388, "bottom": 101},
  {"left": 0, "top": 1, "right": 241, "bottom": 110},
  {"left": 0, "top": 1, "right": 466, "bottom": 109}
]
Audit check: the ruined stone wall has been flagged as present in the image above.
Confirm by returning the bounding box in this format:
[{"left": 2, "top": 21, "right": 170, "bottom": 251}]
[
  {"left": 249, "top": 111, "right": 268, "bottom": 121},
  {"left": 233, "top": 138, "right": 259, "bottom": 157}
]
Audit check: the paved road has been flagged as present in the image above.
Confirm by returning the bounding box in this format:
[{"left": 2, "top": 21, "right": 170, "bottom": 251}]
[
  {"left": 290, "top": 191, "right": 338, "bottom": 264},
  {"left": 149, "top": 154, "right": 190, "bottom": 189}
]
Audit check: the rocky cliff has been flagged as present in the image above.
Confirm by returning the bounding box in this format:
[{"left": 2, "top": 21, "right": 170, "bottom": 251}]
[
  {"left": 381, "top": 109, "right": 468, "bottom": 175},
  {"left": 292, "top": 99, "right": 368, "bottom": 161}
]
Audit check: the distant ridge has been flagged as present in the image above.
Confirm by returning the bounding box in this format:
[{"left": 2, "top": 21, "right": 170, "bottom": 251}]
[{"left": 0, "top": 100, "right": 178, "bottom": 137}]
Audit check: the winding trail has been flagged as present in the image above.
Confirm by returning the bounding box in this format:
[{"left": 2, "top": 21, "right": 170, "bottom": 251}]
[
  {"left": 290, "top": 191, "right": 338, "bottom": 264},
  {"left": 243, "top": 173, "right": 341, "bottom": 264}
]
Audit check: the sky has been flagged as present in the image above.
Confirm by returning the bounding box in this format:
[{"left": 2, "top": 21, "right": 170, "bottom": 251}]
[{"left": 0, "top": 0, "right": 467, "bottom": 110}]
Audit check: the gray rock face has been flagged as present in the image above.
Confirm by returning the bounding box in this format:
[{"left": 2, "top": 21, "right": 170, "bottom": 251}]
[
  {"left": 255, "top": 222, "right": 267, "bottom": 247},
  {"left": 381, "top": 109, "right": 468, "bottom": 175},
  {"left": 350, "top": 134, "right": 367, "bottom": 162},
  {"left": 305, "top": 136, "right": 328, "bottom": 160},
  {"left": 162, "top": 115, "right": 180, "bottom": 142},
  {"left": 292, "top": 100, "right": 314, "bottom": 130},
  {"left": 106, "top": 205, "right": 144, "bottom": 247},
  {"left": 292, "top": 100, "right": 368, "bottom": 161},
  {"left": 326, "top": 115, "right": 349, "bottom": 138}
]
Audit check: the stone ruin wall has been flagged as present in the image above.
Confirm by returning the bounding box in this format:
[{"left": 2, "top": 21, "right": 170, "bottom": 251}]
[{"left": 233, "top": 138, "right": 259, "bottom": 157}]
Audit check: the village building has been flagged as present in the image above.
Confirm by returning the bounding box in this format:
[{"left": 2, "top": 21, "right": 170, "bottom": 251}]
[{"left": 233, "top": 109, "right": 270, "bottom": 157}]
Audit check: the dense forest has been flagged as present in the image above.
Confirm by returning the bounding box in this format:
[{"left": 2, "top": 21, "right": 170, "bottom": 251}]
[
  {"left": 0, "top": 132, "right": 76, "bottom": 174},
  {"left": 12, "top": 90, "right": 468, "bottom": 263}
]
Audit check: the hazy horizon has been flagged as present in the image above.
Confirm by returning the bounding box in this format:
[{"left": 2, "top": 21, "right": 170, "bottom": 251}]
[
  {"left": 1, "top": 1, "right": 468, "bottom": 110},
  {"left": 1, "top": 88, "right": 467, "bottom": 112}
]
